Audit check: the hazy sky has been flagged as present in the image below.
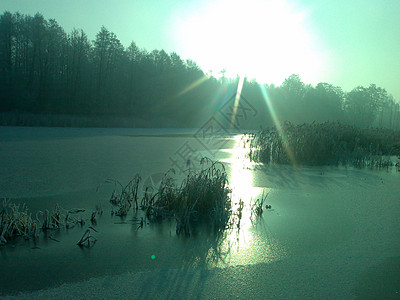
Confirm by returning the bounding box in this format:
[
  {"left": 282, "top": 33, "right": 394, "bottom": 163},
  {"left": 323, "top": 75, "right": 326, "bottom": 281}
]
[{"left": 2, "top": 0, "right": 400, "bottom": 100}]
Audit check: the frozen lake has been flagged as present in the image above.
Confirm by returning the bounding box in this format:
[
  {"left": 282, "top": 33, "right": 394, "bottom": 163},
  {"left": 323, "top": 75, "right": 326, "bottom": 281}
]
[{"left": 0, "top": 126, "right": 399, "bottom": 299}]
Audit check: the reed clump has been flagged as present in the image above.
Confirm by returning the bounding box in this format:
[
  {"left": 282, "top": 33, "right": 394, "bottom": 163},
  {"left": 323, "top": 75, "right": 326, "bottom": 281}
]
[
  {"left": 0, "top": 199, "right": 40, "bottom": 245},
  {"left": 0, "top": 198, "right": 97, "bottom": 246},
  {"left": 249, "top": 122, "right": 400, "bottom": 168},
  {"left": 141, "top": 158, "right": 232, "bottom": 235}
]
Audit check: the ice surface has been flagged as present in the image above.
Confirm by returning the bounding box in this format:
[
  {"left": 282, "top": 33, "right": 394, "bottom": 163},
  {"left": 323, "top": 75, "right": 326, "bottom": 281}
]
[{"left": 1, "top": 127, "right": 399, "bottom": 299}]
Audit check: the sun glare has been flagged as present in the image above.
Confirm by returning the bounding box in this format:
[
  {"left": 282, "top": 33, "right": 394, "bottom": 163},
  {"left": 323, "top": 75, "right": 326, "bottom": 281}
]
[
  {"left": 174, "top": 0, "right": 323, "bottom": 84},
  {"left": 213, "top": 135, "right": 285, "bottom": 267}
]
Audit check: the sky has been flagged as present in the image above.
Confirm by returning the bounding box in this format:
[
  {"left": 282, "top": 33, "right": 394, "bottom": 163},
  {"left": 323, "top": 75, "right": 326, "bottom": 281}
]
[{"left": 2, "top": 0, "right": 400, "bottom": 100}]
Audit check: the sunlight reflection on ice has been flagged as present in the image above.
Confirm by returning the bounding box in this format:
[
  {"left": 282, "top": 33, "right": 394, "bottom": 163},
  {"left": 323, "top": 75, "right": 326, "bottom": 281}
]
[{"left": 212, "top": 135, "right": 287, "bottom": 267}]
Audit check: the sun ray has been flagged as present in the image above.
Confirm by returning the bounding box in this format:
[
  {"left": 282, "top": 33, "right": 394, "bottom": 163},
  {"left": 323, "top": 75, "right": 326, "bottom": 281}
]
[
  {"left": 176, "top": 74, "right": 210, "bottom": 97},
  {"left": 229, "top": 76, "right": 245, "bottom": 127},
  {"left": 259, "top": 84, "right": 298, "bottom": 167}
]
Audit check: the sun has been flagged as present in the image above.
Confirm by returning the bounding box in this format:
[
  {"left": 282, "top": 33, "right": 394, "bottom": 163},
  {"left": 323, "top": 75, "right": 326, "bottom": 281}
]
[{"left": 173, "top": 0, "right": 324, "bottom": 84}]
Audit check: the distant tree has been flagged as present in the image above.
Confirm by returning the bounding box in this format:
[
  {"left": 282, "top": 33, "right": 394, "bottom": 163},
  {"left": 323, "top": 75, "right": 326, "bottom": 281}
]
[
  {"left": 67, "top": 28, "right": 91, "bottom": 112},
  {"left": 0, "top": 11, "right": 13, "bottom": 80},
  {"left": 169, "top": 51, "right": 186, "bottom": 93},
  {"left": 124, "top": 41, "right": 141, "bottom": 112},
  {"left": 281, "top": 74, "right": 305, "bottom": 101},
  {"left": 170, "top": 52, "right": 185, "bottom": 72},
  {"left": 38, "top": 18, "right": 68, "bottom": 112},
  {"left": 269, "top": 74, "right": 306, "bottom": 123},
  {"left": 303, "top": 82, "right": 344, "bottom": 122},
  {"left": 153, "top": 49, "right": 171, "bottom": 74},
  {"left": 93, "top": 26, "right": 124, "bottom": 113},
  {"left": 345, "top": 84, "right": 389, "bottom": 127},
  {"left": 376, "top": 93, "right": 397, "bottom": 128},
  {"left": 0, "top": 11, "right": 14, "bottom": 110}
]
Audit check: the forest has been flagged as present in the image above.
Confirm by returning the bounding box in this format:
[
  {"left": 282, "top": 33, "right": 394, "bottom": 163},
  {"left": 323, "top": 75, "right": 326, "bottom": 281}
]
[{"left": 0, "top": 11, "right": 399, "bottom": 129}]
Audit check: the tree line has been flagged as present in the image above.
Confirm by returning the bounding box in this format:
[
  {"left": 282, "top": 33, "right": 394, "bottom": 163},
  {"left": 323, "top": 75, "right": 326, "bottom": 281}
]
[
  {"left": 0, "top": 11, "right": 399, "bottom": 129},
  {"left": 264, "top": 74, "right": 399, "bottom": 130}
]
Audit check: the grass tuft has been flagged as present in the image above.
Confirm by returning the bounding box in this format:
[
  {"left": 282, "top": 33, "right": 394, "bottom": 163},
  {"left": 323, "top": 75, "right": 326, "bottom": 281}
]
[
  {"left": 0, "top": 198, "right": 92, "bottom": 246},
  {"left": 142, "top": 158, "right": 232, "bottom": 235},
  {"left": 0, "top": 199, "right": 40, "bottom": 245}
]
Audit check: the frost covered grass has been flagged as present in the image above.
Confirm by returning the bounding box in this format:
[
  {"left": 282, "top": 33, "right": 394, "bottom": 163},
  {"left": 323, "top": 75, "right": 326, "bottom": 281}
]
[
  {"left": 0, "top": 199, "right": 40, "bottom": 245},
  {"left": 141, "top": 158, "right": 232, "bottom": 235},
  {"left": 0, "top": 159, "right": 247, "bottom": 246},
  {"left": 0, "top": 198, "right": 100, "bottom": 246},
  {"left": 249, "top": 122, "right": 400, "bottom": 168}
]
